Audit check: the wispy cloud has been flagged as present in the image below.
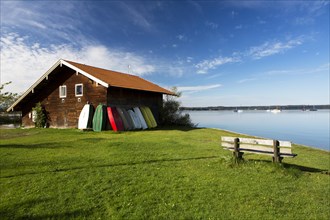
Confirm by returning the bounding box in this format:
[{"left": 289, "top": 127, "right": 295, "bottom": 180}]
[
  {"left": 195, "top": 56, "right": 240, "bottom": 74},
  {"left": 176, "top": 34, "right": 186, "bottom": 41},
  {"left": 192, "top": 35, "right": 307, "bottom": 75},
  {"left": 247, "top": 38, "right": 303, "bottom": 60},
  {"left": 237, "top": 78, "right": 257, "bottom": 84},
  {"left": 205, "top": 21, "right": 218, "bottom": 29},
  {"left": 0, "top": 1, "right": 91, "bottom": 44},
  {"left": 0, "top": 32, "right": 156, "bottom": 93},
  {"left": 186, "top": 57, "right": 193, "bottom": 63},
  {"left": 178, "top": 84, "right": 222, "bottom": 94},
  {"left": 118, "top": 2, "right": 153, "bottom": 30},
  {"left": 265, "top": 63, "right": 330, "bottom": 76}
]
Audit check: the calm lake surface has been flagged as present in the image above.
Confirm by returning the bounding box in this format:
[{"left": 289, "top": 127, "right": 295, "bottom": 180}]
[{"left": 186, "top": 110, "right": 330, "bottom": 151}]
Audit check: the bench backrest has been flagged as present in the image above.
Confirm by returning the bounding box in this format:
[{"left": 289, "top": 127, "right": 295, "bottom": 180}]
[{"left": 221, "top": 136, "right": 293, "bottom": 157}]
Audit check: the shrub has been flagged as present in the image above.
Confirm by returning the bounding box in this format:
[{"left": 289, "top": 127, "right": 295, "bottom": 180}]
[
  {"left": 32, "top": 102, "right": 46, "bottom": 128},
  {"left": 160, "top": 87, "right": 195, "bottom": 127}
]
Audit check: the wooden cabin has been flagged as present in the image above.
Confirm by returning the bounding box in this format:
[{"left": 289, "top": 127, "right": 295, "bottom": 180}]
[{"left": 7, "top": 59, "right": 174, "bottom": 128}]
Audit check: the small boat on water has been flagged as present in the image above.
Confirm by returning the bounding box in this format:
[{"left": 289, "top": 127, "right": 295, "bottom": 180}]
[
  {"left": 233, "top": 108, "right": 243, "bottom": 113},
  {"left": 270, "top": 109, "right": 282, "bottom": 113}
]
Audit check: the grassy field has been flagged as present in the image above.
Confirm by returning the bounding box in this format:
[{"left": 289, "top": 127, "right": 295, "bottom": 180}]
[{"left": 0, "top": 127, "right": 329, "bottom": 219}]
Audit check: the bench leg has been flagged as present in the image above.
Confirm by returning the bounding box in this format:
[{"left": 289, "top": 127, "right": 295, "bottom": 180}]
[
  {"left": 272, "top": 156, "right": 283, "bottom": 163},
  {"left": 233, "top": 151, "right": 244, "bottom": 163}
]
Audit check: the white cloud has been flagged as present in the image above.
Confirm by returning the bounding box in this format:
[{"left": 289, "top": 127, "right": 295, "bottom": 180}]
[
  {"left": 178, "top": 84, "right": 222, "bottom": 93},
  {"left": 0, "top": 32, "right": 156, "bottom": 94},
  {"left": 195, "top": 56, "right": 240, "bottom": 74},
  {"left": 247, "top": 38, "right": 303, "bottom": 60}
]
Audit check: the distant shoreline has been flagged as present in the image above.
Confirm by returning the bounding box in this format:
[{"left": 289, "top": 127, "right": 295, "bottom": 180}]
[{"left": 181, "top": 104, "right": 330, "bottom": 111}]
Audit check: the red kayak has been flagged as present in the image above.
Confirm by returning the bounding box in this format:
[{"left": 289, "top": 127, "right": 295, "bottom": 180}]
[{"left": 107, "top": 107, "right": 124, "bottom": 131}]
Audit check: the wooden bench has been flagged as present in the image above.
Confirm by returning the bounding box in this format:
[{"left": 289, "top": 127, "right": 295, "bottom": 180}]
[{"left": 221, "top": 136, "right": 297, "bottom": 163}]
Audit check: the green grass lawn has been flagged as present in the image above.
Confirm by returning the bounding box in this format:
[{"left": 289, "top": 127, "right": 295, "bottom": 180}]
[{"left": 0, "top": 127, "right": 329, "bottom": 219}]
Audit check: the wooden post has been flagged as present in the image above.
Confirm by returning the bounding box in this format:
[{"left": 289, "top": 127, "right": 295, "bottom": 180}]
[
  {"left": 233, "top": 138, "right": 243, "bottom": 162},
  {"left": 273, "top": 140, "right": 281, "bottom": 163}
]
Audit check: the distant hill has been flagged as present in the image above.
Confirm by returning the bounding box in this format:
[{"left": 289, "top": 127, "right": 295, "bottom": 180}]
[{"left": 181, "top": 104, "right": 330, "bottom": 111}]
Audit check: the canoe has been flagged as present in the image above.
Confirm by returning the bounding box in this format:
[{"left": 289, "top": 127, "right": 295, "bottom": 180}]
[
  {"left": 87, "top": 104, "right": 94, "bottom": 129},
  {"left": 107, "top": 107, "right": 117, "bottom": 131},
  {"left": 113, "top": 107, "right": 124, "bottom": 131},
  {"left": 145, "top": 106, "right": 157, "bottom": 128},
  {"left": 78, "top": 104, "right": 93, "bottom": 129},
  {"left": 128, "top": 109, "right": 142, "bottom": 129},
  {"left": 140, "top": 106, "right": 153, "bottom": 128},
  {"left": 133, "top": 107, "right": 148, "bottom": 129},
  {"left": 107, "top": 107, "right": 124, "bottom": 131},
  {"left": 116, "top": 107, "right": 130, "bottom": 130},
  {"left": 103, "top": 105, "right": 112, "bottom": 130},
  {"left": 122, "top": 108, "right": 134, "bottom": 130},
  {"left": 93, "top": 104, "right": 106, "bottom": 132}
]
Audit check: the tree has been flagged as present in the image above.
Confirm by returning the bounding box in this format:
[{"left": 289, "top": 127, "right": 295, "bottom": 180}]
[
  {"left": 160, "top": 87, "right": 195, "bottom": 127},
  {"left": 0, "top": 82, "right": 19, "bottom": 111}
]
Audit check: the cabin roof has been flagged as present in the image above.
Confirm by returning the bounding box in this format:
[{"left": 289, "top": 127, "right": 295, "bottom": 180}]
[
  {"left": 63, "top": 60, "right": 173, "bottom": 95},
  {"left": 7, "top": 59, "right": 174, "bottom": 112}
]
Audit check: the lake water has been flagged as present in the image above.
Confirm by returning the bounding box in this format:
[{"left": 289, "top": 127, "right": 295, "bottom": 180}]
[{"left": 186, "top": 110, "right": 330, "bottom": 151}]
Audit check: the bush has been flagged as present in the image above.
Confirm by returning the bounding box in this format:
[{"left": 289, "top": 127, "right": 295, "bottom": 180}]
[
  {"left": 32, "top": 102, "right": 46, "bottom": 128},
  {"left": 160, "top": 87, "right": 195, "bottom": 127}
]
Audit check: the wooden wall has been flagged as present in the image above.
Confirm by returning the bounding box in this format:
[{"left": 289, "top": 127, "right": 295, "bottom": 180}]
[
  {"left": 22, "top": 66, "right": 107, "bottom": 128},
  {"left": 107, "top": 87, "right": 163, "bottom": 122}
]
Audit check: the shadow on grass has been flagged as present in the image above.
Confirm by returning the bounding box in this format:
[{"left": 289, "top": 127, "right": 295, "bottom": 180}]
[
  {"left": 16, "top": 209, "right": 94, "bottom": 220},
  {"left": 154, "top": 125, "right": 202, "bottom": 132},
  {"left": 0, "top": 143, "right": 66, "bottom": 149},
  {"left": 0, "top": 198, "right": 93, "bottom": 219},
  {"left": 246, "top": 158, "right": 329, "bottom": 174},
  {"left": 282, "top": 163, "right": 330, "bottom": 174},
  {"left": 79, "top": 138, "right": 107, "bottom": 143},
  {"left": 0, "top": 138, "right": 108, "bottom": 149},
  {"left": 1, "top": 156, "right": 218, "bottom": 179}
]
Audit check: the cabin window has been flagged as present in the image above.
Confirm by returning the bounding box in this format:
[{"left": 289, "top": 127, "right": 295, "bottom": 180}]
[
  {"left": 75, "top": 84, "right": 83, "bottom": 97},
  {"left": 59, "top": 85, "right": 67, "bottom": 98}
]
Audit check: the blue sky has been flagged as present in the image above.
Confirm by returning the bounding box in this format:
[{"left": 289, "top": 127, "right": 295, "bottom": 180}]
[{"left": 1, "top": 0, "right": 329, "bottom": 107}]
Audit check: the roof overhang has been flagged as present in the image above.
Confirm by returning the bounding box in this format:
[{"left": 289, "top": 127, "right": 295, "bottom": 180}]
[{"left": 6, "top": 59, "right": 109, "bottom": 112}]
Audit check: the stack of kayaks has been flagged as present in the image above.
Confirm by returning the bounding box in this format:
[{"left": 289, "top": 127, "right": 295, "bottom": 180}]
[{"left": 80, "top": 104, "right": 158, "bottom": 132}]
